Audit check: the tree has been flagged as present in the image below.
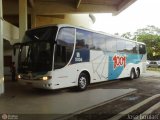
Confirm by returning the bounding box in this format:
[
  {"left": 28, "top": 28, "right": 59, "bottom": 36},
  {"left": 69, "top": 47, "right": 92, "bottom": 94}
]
[
  {"left": 121, "top": 25, "right": 160, "bottom": 60},
  {"left": 121, "top": 32, "right": 134, "bottom": 40},
  {"left": 137, "top": 34, "right": 160, "bottom": 59},
  {"left": 135, "top": 25, "right": 160, "bottom": 35},
  {"left": 114, "top": 33, "right": 119, "bottom": 36},
  {"left": 135, "top": 25, "right": 160, "bottom": 60}
]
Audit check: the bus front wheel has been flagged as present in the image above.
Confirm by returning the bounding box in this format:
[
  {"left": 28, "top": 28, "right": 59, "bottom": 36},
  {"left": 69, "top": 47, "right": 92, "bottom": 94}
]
[{"left": 77, "top": 73, "right": 88, "bottom": 91}]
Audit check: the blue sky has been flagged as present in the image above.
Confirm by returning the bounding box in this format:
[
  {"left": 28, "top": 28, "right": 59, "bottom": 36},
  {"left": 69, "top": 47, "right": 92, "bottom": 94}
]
[{"left": 92, "top": 0, "right": 160, "bottom": 34}]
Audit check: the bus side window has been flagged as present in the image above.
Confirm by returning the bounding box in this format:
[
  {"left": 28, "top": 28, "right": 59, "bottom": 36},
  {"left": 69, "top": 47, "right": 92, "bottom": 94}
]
[
  {"left": 92, "top": 33, "right": 106, "bottom": 51},
  {"left": 117, "top": 39, "right": 126, "bottom": 53},
  {"left": 106, "top": 36, "right": 117, "bottom": 52},
  {"left": 125, "top": 41, "right": 138, "bottom": 54},
  {"left": 133, "top": 43, "right": 138, "bottom": 54},
  {"left": 54, "top": 27, "right": 75, "bottom": 69},
  {"left": 76, "top": 29, "right": 93, "bottom": 49},
  {"left": 139, "top": 44, "right": 146, "bottom": 54}
]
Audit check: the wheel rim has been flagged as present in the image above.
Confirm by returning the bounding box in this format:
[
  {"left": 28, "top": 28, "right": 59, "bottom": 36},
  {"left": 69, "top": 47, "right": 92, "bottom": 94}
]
[{"left": 79, "top": 76, "right": 87, "bottom": 89}]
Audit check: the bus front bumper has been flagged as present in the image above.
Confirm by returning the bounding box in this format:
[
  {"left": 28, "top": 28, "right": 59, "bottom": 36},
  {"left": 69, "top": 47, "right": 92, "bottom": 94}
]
[{"left": 18, "top": 79, "right": 53, "bottom": 90}]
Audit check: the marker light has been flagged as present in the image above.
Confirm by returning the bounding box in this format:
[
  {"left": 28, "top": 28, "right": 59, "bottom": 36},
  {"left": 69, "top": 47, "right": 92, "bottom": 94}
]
[{"left": 43, "top": 76, "right": 48, "bottom": 81}]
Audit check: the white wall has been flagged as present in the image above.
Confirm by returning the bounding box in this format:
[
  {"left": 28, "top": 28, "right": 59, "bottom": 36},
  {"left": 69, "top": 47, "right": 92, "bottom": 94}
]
[
  {"left": 2, "top": 21, "right": 19, "bottom": 79},
  {"left": 3, "top": 20, "right": 19, "bottom": 44},
  {"left": 36, "top": 14, "right": 94, "bottom": 28}
]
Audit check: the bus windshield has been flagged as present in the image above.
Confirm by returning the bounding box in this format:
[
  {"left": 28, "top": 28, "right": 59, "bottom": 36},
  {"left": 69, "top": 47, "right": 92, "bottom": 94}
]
[{"left": 18, "top": 26, "right": 57, "bottom": 73}]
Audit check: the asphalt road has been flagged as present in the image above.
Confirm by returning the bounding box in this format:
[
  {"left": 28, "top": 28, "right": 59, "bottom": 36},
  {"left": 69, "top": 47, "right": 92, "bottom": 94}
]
[
  {"left": 69, "top": 70, "right": 160, "bottom": 120},
  {"left": 2, "top": 70, "right": 160, "bottom": 120}
]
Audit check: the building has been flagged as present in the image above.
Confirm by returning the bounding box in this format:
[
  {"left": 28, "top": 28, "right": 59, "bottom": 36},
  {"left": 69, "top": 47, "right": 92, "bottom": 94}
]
[{"left": 0, "top": 0, "right": 137, "bottom": 94}]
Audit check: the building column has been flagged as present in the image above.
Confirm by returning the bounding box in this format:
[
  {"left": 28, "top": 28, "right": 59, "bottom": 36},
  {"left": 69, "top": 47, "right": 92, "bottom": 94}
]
[
  {"left": 19, "top": 0, "right": 27, "bottom": 41},
  {"left": 0, "top": 0, "right": 4, "bottom": 94},
  {"left": 16, "top": 0, "right": 28, "bottom": 72},
  {"left": 31, "top": 9, "right": 37, "bottom": 28}
]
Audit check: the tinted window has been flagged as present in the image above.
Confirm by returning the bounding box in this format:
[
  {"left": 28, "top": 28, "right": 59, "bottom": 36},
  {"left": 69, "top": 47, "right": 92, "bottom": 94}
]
[
  {"left": 150, "top": 61, "right": 157, "bottom": 64},
  {"left": 24, "top": 26, "right": 57, "bottom": 42},
  {"left": 54, "top": 27, "right": 75, "bottom": 69},
  {"left": 133, "top": 43, "right": 138, "bottom": 53},
  {"left": 76, "top": 29, "right": 93, "bottom": 49},
  {"left": 126, "top": 41, "right": 138, "bottom": 53},
  {"left": 117, "top": 39, "right": 126, "bottom": 52},
  {"left": 139, "top": 44, "right": 146, "bottom": 54},
  {"left": 18, "top": 26, "right": 57, "bottom": 73},
  {"left": 106, "top": 36, "right": 117, "bottom": 52},
  {"left": 92, "top": 33, "right": 106, "bottom": 50}
]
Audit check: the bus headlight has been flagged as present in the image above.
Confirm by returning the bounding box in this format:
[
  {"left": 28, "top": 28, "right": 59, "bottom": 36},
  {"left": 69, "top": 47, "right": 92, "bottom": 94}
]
[
  {"left": 18, "top": 74, "right": 21, "bottom": 79},
  {"left": 42, "top": 76, "right": 52, "bottom": 81}
]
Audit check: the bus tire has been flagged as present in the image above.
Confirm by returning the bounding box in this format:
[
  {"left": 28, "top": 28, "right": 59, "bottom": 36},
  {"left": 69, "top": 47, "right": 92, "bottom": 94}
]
[
  {"left": 130, "top": 68, "right": 136, "bottom": 80},
  {"left": 136, "top": 68, "right": 140, "bottom": 78},
  {"left": 77, "top": 72, "right": 88, "bottom": 91}
]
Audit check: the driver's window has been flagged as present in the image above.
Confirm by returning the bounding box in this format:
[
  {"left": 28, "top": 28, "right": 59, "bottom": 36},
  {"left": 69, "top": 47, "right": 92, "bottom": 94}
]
[{"left": 54, "top": 27, "right": 75, "bottom": 69}]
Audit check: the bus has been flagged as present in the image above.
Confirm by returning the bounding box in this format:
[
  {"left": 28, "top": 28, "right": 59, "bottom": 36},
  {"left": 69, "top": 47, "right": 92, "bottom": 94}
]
[{"left": 15, "top": 24, "right": 147, "bottom": 90}]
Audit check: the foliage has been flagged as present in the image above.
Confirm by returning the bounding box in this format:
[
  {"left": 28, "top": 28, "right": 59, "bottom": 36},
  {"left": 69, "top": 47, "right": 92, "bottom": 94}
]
[
  {"left": 120, "top": 25, "right": 160, "bottom": 60},
  {"left": 137, "top": 34, "right": 160, "bottom": 60},
  {"left": 134, "top": 25, "right": 160, "bottom": 36},
  {"left": 121, "top": 32, "right": 133, "bottom": 39}
]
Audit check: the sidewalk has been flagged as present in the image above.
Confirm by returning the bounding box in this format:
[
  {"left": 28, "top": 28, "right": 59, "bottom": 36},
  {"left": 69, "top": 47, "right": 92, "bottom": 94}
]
[{"left": 0, "top": 81, "right": 136, "bottom": 120}]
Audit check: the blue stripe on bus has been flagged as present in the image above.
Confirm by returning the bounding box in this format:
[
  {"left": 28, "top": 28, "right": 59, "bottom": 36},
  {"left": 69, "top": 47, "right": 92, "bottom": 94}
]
[{"left": 108, "top": 53, "right": 143, "bottom": 80}]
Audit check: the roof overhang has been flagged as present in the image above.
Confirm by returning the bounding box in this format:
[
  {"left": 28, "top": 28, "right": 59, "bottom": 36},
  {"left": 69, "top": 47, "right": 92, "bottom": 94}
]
[{"left": 33, "top": 0, "right": 137, "bottom": 15}]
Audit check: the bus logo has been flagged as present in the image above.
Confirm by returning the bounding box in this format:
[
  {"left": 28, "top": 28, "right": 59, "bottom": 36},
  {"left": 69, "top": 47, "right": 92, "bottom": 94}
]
[
  {"left": 76, "top": 52, "right": 80, "bottom": 58},
  {"left": 112, "top": 55, "right": 126, "bottom": 69},
  {"left": 75, "top": 52, "right": 83, "bottom": 62}
]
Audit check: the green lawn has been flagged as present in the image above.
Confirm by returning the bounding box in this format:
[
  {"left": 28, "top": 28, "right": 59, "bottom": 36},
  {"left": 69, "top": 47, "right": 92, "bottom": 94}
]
[{"left": 147, "top": 67, "right": 160, "bottom": 72}]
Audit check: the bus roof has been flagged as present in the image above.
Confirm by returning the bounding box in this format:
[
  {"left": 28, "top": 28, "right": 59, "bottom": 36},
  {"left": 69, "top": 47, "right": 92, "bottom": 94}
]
[{"left": 28, "top": 24, "right": 146, "bottom": 45}]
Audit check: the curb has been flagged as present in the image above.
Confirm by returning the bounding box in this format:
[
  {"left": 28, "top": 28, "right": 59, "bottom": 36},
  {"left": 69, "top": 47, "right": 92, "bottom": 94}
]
[
  {"left": 108, "top": 94, "right": 160, "bottom": 120},
  {"left": 136, "top": 101, "right": 160, "bottom": 120}
]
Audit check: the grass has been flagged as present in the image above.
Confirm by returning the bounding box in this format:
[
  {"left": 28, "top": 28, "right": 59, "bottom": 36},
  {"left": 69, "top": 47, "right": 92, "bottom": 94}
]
[{"left": 147, "top": 67, "right": 160, "bottom": 72}]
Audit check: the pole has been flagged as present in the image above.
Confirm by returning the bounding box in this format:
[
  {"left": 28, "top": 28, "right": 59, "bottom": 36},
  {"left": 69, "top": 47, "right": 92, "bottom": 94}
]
[{"left": 0, "top": 0, "right": 4, "bottom": 94}]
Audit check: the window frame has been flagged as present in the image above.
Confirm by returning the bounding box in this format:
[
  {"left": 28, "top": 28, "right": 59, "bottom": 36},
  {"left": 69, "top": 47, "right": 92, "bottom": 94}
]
[{"left": 54, "top": 27, "right": 76, "bottom": 69}]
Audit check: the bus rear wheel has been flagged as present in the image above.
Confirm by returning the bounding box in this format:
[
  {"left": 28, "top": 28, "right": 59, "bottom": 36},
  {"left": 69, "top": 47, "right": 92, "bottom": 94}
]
[
  {"left": 77, "top": 73, "right": 88, "bottom": 91},
  {"left": 136, "top": 68, "right": 140, "bottom": 78},
  {"left": 130, "top": 68, "right": 136, "bottom": 80}
]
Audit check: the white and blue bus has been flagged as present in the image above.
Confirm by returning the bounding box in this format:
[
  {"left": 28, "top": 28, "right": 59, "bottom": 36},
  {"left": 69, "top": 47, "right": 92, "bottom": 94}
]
[{"left": 16, "top": 24, "right": 147, "bottom": 90}]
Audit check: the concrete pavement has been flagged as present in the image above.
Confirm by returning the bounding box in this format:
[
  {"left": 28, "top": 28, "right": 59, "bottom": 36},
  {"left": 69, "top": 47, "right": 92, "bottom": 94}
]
[
  {"left": 142, "top": 70, "right": 160, "bottom": 77},
  {"left": 0, "top": 81, "right": 136, "bottom": 120}
]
